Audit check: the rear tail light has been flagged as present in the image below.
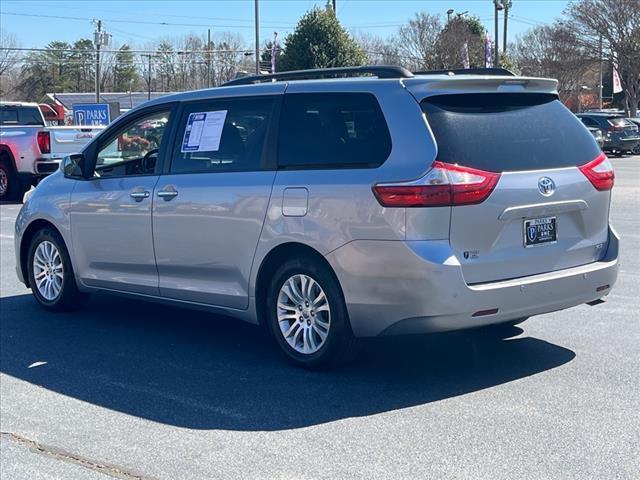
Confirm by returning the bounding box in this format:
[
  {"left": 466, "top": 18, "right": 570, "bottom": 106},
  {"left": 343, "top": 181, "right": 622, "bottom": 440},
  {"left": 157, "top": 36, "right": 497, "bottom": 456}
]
[
  {"left": 37, "top": 131, "right": 50, "bottom": 154},
  {"left": 579, "top": 153, "right": 614, "bottom": 191},
  {"left": 373, "top": 161, "right": 501, "bottom": 208}
]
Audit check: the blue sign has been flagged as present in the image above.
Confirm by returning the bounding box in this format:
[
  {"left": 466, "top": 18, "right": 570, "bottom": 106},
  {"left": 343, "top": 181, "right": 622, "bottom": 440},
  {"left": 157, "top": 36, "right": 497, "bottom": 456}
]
[{"left": 73, "top": 103, "right": 110, "bottom": 126}]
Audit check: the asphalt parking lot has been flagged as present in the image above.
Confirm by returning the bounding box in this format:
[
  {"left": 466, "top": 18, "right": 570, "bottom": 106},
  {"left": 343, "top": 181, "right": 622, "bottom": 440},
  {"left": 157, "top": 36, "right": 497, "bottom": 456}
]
[{"left": 1, "top": 157, "right": 638, "bottom": 480}]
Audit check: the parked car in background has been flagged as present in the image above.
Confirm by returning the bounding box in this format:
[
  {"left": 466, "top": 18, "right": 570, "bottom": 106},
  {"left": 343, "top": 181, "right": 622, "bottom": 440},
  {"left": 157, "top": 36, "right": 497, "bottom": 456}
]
[
  {"left": 586, "top": 126, "right": 605, "bottom": 149},
  {"left": 627, "top": 118, "right": 640, "bottom": 154},
  {"left": 0, "top": 102, "right": 104, "bottom": 201},
  {"left": 577, "top": 113, "right": 640, "bottom": 156},
  {"left": 15, "top": 66, "right": 619, "bottom": 368}
]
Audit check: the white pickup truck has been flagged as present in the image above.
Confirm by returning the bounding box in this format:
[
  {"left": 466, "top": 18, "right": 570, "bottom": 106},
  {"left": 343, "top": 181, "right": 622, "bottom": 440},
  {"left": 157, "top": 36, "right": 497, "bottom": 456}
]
[{"left": 0, "top": 102, "right": 104, "bottom": 201}]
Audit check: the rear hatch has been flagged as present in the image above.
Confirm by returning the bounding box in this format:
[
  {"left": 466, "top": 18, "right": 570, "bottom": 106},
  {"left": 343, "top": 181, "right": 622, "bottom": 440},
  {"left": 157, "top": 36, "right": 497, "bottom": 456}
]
[
  {"left": 421, "top": 92, "right": 612, "bottom": 284},
  {"left": 607, "top": 116, "right": 640, "bottom": 141}
]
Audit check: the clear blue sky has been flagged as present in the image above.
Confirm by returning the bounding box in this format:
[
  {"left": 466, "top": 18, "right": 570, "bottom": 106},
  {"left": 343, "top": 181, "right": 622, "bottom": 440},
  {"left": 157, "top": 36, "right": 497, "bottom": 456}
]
[{"left": 1, "top": 0, "right": 569, "bottom": 49}]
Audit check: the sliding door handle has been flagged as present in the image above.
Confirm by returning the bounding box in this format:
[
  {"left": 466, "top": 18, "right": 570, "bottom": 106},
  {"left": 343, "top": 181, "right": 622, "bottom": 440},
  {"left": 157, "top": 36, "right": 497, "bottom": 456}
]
[{"left": 157, "top": 188, "right": 178, "bottom": 200}]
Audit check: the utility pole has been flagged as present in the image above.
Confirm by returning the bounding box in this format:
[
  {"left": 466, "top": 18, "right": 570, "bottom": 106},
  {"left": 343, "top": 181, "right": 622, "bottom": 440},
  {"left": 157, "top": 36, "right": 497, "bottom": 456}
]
[
  {"left": 207, "top": 28, "right": 211, "bottom": 88},
  {"left": 598, "top": 35, "right": 603, "bottom": 109},
  {"left": 93, "top": 19, "right": 110, "bottom": 103},
  {"left": 254, "top": 0, "right": 260, "bottom": 75},
  {"left": 94, "top": 20, "right": 101, "bottom": 103},
  {"left": 503, "top": 1, "right": 509, "bottom": 54},
  {"left": 332, "top": 0, "right": 336, "bottom": 12},
  {"left": 494, "top": 1, "right": 503, "bottom": 68},
  {"left": 144, "top": 54, "right": 153, "bottom": 101}
]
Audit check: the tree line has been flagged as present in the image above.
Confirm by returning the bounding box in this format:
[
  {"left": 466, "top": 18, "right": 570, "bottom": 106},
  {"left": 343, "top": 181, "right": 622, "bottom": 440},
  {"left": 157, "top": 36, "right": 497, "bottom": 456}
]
[{"left": 1, "top": 0, "right": 638, "bottom": 115}]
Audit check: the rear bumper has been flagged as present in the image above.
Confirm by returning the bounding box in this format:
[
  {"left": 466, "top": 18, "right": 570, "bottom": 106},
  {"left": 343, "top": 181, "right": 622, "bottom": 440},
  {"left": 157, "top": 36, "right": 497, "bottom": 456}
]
[
  {"left": 605, "top": 137, "right": 640, "bottom": 150},
  {"left": 326, "top": 226, "right": 620, "bottom": 337}
]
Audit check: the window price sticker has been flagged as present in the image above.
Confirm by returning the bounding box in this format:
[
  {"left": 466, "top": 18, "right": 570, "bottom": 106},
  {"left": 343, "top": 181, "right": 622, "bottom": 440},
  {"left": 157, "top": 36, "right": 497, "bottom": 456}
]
[{"left": 181, "top": 110, "right": 228, "bottom": 153}]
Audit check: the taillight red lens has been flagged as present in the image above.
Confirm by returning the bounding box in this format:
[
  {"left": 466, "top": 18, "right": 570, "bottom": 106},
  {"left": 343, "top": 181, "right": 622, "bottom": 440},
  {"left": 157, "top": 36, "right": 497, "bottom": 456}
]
[
  {"left": 579, "top": 152, "right": 614, "bottom": 191},
  {"left": 37, "top": 131, "right": 50, "bottom": 154},
  {"left": 373, "top": 161, "right": 501, "bottom": 208}
]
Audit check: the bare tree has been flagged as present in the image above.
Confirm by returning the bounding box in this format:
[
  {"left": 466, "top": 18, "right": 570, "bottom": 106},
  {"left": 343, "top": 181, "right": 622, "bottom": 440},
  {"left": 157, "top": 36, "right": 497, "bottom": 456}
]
[
  {"left": 396, "top": 12, "right": 442, "bottom": 71},
  {"left": 212, "top": 33, "right": 245, "bottom": 86},
  {"left": 514, "top": 23, "right": 596, "bottom": 103},
  {"left": 353, "top": 32, "right": 402, "bottom": 65},
  {"left": 0, "top": 32, "right": 22, "bottom": 98},
  {"left": 566, "top": 0, "right": 640, "bottom": 116}
]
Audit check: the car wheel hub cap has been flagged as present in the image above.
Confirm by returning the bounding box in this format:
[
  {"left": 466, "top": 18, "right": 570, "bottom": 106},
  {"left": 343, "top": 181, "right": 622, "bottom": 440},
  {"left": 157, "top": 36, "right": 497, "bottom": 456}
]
[
  {"left": 277, "top": 274, "right": 331, "bottom": 354},
  {"left": 33, "top": 241, "right": 63, "bottom": 301}
]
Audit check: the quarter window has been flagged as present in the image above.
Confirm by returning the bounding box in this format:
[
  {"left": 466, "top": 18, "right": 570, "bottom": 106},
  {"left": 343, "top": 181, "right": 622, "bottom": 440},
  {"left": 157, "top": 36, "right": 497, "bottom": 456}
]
[
  {"left": 277, "top": 93, "right": 392, "bottom": 169},
  {"left": 171, "top": 97, "right": 275, "bottom": 173}
]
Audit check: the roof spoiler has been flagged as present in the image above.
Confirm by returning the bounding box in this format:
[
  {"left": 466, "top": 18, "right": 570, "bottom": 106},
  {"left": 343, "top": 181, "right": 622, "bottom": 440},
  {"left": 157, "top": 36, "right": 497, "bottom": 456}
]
[{"left": 413, "top": 68, "right": 516, "bottom": 77}]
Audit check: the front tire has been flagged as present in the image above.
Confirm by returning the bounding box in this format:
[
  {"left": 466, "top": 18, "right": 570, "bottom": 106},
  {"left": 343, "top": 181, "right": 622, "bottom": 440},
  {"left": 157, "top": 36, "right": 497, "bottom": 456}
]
[
  {"left": 265, "top": 257, "right": 358, "bottom": 369},
  {"left": 27, "top": 227, "right": 84, "bottom": 311}
]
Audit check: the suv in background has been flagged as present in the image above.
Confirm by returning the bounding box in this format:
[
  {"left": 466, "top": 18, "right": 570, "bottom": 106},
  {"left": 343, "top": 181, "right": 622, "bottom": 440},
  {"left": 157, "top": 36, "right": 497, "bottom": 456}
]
[
  {"left": 577, "top": 113, "right": 640, "bottom": 155},
  {"left": 15, "top": 66, "right": 619, "bottom": 368},
  {"left": 628, "top": 118, "right": 640, "bottom": 154},
  {"left": 0, "top": 102, "right": 103, "bottom": 201}
]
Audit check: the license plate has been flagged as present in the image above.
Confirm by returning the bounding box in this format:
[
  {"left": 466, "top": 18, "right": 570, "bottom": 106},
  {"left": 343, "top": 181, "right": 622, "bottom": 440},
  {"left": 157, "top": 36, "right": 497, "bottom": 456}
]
[{"left": 524, "top": 217, "right": 557, "bottom": 247}]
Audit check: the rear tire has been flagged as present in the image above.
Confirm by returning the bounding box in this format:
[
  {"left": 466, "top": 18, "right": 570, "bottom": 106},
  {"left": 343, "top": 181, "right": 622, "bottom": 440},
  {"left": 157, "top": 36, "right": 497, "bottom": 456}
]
[
  {"left": 27, "top": 227, "right": 84, "bottom": 311},
  {"left": 265, "top": 256, "right": 359, "bottom": 369},
  {"left": 0, "top": 156, "right": 26, "bottom": 202}
]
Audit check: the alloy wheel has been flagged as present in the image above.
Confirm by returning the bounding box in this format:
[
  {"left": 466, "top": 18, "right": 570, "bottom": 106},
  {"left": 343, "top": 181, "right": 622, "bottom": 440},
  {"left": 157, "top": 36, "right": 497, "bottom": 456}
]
[
  {"left": 33, "top": 240, "right": 64, "bottom": 301},
  {"left": 276, "top": 274, "right": 331, "bottom": 354}
]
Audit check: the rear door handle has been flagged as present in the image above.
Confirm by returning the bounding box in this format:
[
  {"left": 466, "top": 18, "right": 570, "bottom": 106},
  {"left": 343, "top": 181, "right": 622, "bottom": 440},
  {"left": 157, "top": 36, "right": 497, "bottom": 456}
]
[
  {"left": 130, "top": 191, "right": 150, "bottom": 202},
  {"left": 157, "top": 187, "right": 178, "bottom": 200}
]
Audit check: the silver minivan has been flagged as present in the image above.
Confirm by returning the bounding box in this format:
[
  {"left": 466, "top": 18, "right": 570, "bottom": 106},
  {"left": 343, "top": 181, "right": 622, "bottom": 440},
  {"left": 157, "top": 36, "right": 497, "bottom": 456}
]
[{"left": 15, "top": 66, "right": 619, "bottom": 368}]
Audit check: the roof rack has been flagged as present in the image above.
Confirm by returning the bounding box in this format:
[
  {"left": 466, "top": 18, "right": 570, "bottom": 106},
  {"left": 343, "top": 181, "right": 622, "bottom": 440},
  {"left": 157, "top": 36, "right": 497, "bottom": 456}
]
[
  {"left": 413, "top": 67, "right": 515, "bottom": 77},
  {"left": 222, "top": 65, "right": 414, "bottom": 87}
]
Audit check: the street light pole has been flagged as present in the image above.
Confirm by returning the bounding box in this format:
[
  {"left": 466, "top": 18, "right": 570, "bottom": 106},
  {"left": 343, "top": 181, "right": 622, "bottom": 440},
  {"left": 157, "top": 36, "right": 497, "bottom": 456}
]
[
  {"left": 447, "top": 9, "right": 454, "bottom": 23},
  {"left": 254, "top": 0, "right": 260, "bottom": 75}
]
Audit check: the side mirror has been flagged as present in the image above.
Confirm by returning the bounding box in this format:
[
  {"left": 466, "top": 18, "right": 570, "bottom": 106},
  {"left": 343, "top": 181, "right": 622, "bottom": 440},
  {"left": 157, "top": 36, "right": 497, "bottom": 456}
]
[{"left": 61, "top": 154, "right": 85, "bottom": 178}]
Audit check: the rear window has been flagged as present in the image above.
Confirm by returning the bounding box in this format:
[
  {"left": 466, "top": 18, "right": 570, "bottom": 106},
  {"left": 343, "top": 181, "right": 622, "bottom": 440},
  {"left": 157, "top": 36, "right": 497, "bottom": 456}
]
[
  {"left": 0, "top": 106, "right": 44, "bottom": 126},
  {"left": 278, "top": 93, "right": 392, "bottom": 169},
  {"left": 422, "top": 93, "right": 600, "bottom": 172},
  {"left": 0, "top": 107, "right": 19, "bottom": 125},
  {"left": 608, "top": 117, "right": 634, "bottom": 128}
]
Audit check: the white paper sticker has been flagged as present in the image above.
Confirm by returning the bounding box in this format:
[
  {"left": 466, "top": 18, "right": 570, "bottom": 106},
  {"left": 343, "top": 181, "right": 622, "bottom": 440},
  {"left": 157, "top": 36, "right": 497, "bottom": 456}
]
[{"left": 181, "top": 110, "right": 228, "bottom": 153}]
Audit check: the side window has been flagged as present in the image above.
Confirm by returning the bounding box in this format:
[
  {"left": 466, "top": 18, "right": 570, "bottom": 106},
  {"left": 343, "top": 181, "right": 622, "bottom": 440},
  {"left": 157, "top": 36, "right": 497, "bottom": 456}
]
[
  {"left": 95, "top": 110, "right": 170, "bottom": 177},
  {"left": 580, "top": 117, "right": 597, "bottom": 128},
  {"left": 171, "top": 97, "right": 274, "bottom": 173},
  {"left": 278, "top": 92, "right": 392, "bottom": 169},
  {"left": 19, "top": 107, "right": 45, "bottom": 126}
]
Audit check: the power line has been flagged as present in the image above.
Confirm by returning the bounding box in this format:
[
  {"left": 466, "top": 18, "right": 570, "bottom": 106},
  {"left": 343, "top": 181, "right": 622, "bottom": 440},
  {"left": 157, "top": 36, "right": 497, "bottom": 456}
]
[
  {"left": 0, "top": 47, "right": 255, "bottom": 54},
  {"left": 1, "top": 11, "right": 294, "bottom": 29},
  {"left": 4, "top": 1, "right": 291, "bottom": 25}
]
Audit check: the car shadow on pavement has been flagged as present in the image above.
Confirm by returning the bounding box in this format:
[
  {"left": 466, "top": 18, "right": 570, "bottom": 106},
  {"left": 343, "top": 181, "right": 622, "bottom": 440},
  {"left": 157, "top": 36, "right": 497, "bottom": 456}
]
[{"left": 0, "top": 292, "right": 575, "bottom": 431}]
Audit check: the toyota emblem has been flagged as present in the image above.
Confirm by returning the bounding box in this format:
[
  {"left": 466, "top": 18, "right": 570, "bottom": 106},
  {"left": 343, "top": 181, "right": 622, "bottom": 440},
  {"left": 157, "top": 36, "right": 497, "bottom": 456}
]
[{"left": 538, "top": 177, "right": 555, "bottom": 196}]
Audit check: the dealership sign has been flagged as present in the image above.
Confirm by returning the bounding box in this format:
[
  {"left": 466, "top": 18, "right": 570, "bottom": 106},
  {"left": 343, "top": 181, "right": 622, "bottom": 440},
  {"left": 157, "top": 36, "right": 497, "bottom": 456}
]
[{"left": 73, "top": 103, "right": 111, "bottom": 126}]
